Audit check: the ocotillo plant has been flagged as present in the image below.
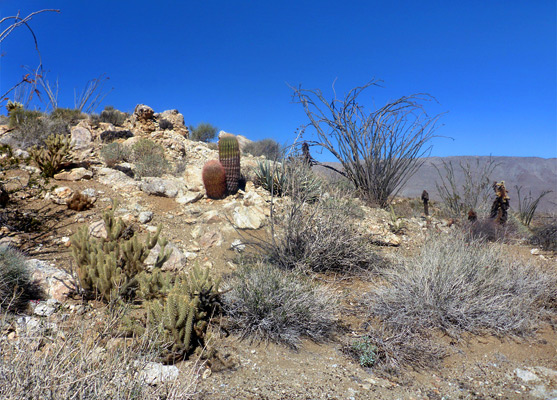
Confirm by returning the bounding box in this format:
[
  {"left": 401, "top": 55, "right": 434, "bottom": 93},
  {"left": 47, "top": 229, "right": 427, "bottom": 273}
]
[
  {"left": 218, "top": 134, "right": 241, "bottom": 194},
  {"left": 202, "top": 160, "right": 227, "bottom": 199}
]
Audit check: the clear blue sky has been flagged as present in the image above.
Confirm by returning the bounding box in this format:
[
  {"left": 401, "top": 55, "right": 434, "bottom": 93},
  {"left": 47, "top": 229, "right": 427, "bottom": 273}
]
[{"left": 1, "top": 1, "right": 555, "bottom": 159}]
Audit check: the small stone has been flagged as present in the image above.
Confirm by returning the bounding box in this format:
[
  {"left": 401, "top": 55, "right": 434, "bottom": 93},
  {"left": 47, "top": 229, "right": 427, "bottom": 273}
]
[
  {"left": 139, "top": 362, "right": 179, "bottom": 386},
  {"left": 202, "top": 368, "right": 212, "bottom": 379},
  {"left": 531, "top": 248, "right": 540, "bottom": 255},
  {"left": 33, "top": 299, "right": 60, "bottom": 317},
  {"left": 54, "top": 167, "right": 93, "bottom": 181},
  {"left": 176, "top": 191, "right": 204, "bottom": 205},
  {"left": 88, "top": 220, "right": 107, "bottom": 239},
  {"left": 231, "top": 239, "right": 246, "bottom": 252},
  {"left": 138, "top": 211, "right": 154, "bottom": 224}
]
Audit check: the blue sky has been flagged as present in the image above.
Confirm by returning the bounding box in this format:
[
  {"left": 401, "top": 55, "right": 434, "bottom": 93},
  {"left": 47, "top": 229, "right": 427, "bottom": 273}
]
[{"left": 1, "top": 1, "right": 555, "bottom": 159}]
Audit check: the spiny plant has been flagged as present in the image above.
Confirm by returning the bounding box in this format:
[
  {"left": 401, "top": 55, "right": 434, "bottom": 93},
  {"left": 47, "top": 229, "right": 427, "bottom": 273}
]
[
  {"left": 218, "top": 133, "right": 240, "bottom": 194},
  {"left": 70, "top": 207, "right": 171, "bottom": 303},
  {"left": 29, "top": 133, "right": 71, "bottom": 178},
  {"left": 202, "top": 160, "right": 227, "bottom": 199},
  {"left": 146, "top": 265, "right": 222, "bottom": 362},
  {"left": 0, "top": 245, "right": 41, "bottom": 312}
]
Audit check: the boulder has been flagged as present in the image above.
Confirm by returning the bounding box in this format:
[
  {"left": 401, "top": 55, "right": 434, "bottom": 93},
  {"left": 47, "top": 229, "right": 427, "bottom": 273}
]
[
  {"left": 133, "top": 104, "right": 154, "bottom": 121},
  {"left": 70, "top": 126, "right": 92, "bottom": 150},
  {"left": 139, "top": 362, "right": 179, "bottom": 386},
  {"left": 139, "top": 177, "right": 184, "bottom": 198},
  {"left": 159, "top": 109, "right": 185, "bottom": 127},
  {"left": 145, "top": 242, "right": 186, "bottom": 272},
  {"left": 96, "top": 168, "right": 139, "bottom": 191},
  {"left": 27, "top": 259, "right": 74, "bottom": 301},
  {"left": 233, "top": 205, "right": 265, "bottom": 229},
  {"left": 54, "top": 167, "right": 93, "bottom": 181}
]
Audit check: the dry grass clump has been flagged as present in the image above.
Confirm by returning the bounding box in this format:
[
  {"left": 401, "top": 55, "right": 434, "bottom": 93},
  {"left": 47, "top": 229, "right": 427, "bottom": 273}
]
[
  {"left": 371, "top": 232, "right": 557, "bottom": 339},
  {"left": 223, "top": 263, "right": 338, "bottom": 349},
  {"left": 463, "top": 215, "right": 526, "bottom": 243},
  {"left": 0, "top": 310, "right": 198, "bottom": 399},
  {"left": 131, "top": 138, "right": 169, "bottom": 177}
]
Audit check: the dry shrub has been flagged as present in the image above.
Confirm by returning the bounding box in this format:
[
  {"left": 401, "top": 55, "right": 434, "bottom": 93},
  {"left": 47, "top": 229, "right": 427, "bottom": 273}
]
[
  {"left": 0, "top": 309, "right": 198, "bottom": 399},
  {"left": 131, "top": 138, "right": 169, "bottom": 178},
  {"left": 0, "top": 246, "right": 42, "bottom": 312},
  {"left": 243, "top": 138, "right": 282, "bottom": 159},
  {"left": 530, "top": 217, "right": 557, "bottom": 251},
  {"left": 346, "top": 326, "right": 446, "bottom": 374},
  {"left": 100, "top": 141, "right": 130, "bottom": 167},
  {"left": 223, "top": 263, "right": 338, "bottom": 349},
  {"left": 463, "top": 216, "right": 524, "bottom": 243},
  {"left": 252, "top": 160, "right": 382, "bottom": 273},
  {"left": 371, "top": 232, "right": 557, "bottom": 339}
]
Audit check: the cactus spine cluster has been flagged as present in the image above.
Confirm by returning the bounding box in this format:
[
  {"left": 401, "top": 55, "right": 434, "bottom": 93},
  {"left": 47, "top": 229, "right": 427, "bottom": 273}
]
[
  {"left": 202, "top": 159, "right": 227, "bottom": 199},
  {"left": 218, "top": 133, "right": 241, "bottom": 194}
]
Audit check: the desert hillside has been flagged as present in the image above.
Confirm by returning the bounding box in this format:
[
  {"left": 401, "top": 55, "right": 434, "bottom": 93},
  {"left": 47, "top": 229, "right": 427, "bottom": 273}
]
[{"left": 0, "top": 105, "right": 556, "bottom": 400}]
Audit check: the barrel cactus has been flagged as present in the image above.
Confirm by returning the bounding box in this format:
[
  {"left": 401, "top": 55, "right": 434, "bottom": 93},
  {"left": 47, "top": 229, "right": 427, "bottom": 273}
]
[
  {"left": 202, "top": 160, "right": 227, "bottom": 199},
  {"left": 218, "top": 134, "right": 241, "bottom": 194}
]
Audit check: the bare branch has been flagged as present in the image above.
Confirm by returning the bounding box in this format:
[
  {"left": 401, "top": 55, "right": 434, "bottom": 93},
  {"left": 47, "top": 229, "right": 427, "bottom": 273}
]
[{"left": 290, "top": 80, "right": 443, "bottom": 207}]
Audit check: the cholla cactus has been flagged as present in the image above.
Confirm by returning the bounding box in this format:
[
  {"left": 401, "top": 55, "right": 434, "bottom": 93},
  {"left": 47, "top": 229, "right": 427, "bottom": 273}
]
[
  {"left": 70, "top": 208, "right": 171, "bottom": 302},
  {"left": 218, "top": 133, "right": 241, "bottom": 194},
  {"left": 29, "top": 133, "right": 72, "bottom": 178},
  {"left": 6, "top": 100, "right": 23, "bottom": 114}
]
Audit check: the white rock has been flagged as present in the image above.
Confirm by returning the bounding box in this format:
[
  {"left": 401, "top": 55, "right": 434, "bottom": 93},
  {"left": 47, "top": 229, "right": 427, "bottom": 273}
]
[
  {"left": 531, "top": 248, "right": 540, "bottom": 255},
  {"left": 27, "top": 259, "right": 74, "bottom": 301},
  {"left": 33, "top": 299, "right": 60, "bottom": 317},
  {"left": 176, "top": 191, "right": 203, "bottom": 205},
  {"left": 139, "top": 362, "right": 179, "bottom": 386},
  {"left": 231, "top": 239, "right": 246, "bottom": 252},
  {"left": 138, "top": 211, "right": 154, "bottom": 224},
  {"left": 515, "top": 368, "right": 540, "bottom": 382},
  {"left": 233, "top": 206, "right": 265, "bottom": 230}
]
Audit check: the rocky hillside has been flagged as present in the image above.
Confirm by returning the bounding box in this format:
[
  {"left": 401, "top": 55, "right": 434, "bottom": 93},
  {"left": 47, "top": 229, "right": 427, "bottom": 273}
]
[{"left": 0, "top": 104, "right": 556, "bottom": 400}]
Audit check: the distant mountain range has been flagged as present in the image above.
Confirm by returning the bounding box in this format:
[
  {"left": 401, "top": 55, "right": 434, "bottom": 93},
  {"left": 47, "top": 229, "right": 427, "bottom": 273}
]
[{"left": 315, "top": 156, "right": 557, "bottom": 213}]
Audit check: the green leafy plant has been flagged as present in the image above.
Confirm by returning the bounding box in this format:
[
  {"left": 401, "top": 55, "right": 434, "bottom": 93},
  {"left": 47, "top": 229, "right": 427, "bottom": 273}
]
[
  {"left": 351, "top": 336, "right": 377, "bottom": 367},
  {"left": 50, "top": 107, "right": 86, "bottom": 126},
  {"left": 253, "top": 160, "right": 287, "bottom": 196},
  {"left": 30, "top": 133, "right": 71, "bottom": 178},
  {"left": 131, "top": 138, "right": 169, "bottom": 178},
  {"left": 99, "top": 105, "right": 128, "bottom": 126}
]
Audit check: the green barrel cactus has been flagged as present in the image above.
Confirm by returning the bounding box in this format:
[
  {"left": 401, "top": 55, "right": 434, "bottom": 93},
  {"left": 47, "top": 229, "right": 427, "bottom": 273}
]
[{"left": 218, "top": 134, "right": 241, "bottom": 194}]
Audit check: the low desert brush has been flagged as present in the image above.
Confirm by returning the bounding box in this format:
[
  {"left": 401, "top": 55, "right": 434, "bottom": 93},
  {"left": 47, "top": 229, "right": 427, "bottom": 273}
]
[
  {"left": 371, "top": 231, "right": 557, "bottom": 339},
  {"left": 224, "top": 262, "right": 338, "bottom": 348}
]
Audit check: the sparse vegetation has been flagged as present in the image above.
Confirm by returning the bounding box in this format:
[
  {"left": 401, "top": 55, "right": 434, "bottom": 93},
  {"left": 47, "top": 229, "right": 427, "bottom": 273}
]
[
  {"left": 515, "top": 185, "right": 552, "bottom": 226},
  {"left": 189, "top": 122, "right": 218, "bottom": 142},
  {"left": 435, "top": 157, "right": 498, "bottom": 217},
  {"left": 131, "top": 138, "right": 170, "bottom": 177},
  {"left": 0, "top": 245, "right": 41, "bottom": 312},
  {"left": 291, "top": 80, "right": 442, "bottom": 207},
  {"left": 100, "top": 141, "right": 130, "bottom": 167},
  {"left": 0, "top": 308, "right": 198, "bottom": 399},
  {"left": 159, "top": 118, "right": 173, "bottom": 130},
  {"left": 243, "top": 138, "right": 282, "bottom": 159},
  {"left": 530, "top": 217, "right": 557, "bottom": 251},
  {"left": 256, "top": 168, "right": 382, "bottom": 273},
  {"left": 50, "top": 107, "right": 86, "bottom": 126},
  {"left": 371, "top": 232, "right": 557, "bottom": 339},
  {"left": 99, "top": 105, "right": 128, "bottom": 126},
  {"left": 224, "top": 262, "right": 338, "bottom": 348}
]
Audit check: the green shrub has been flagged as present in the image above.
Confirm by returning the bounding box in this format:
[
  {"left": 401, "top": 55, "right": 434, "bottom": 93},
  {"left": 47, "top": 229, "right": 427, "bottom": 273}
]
[
  {"left": 224, "top": 263, "right": 337, "bottom": 348},
  {"left": 100, "top": 142, "right": 130, "bottom": 167},
  {"left": 131, "top": 139, "right": 169, "bottom": 178},
  {"left": 99, "top": 105, "right": 128, "bottom": 126},
  {"left": 350, "top": 336, "right": 377, "bottom": 367},
  {"left": 50, "top": 108, "right": 86, "bottom": 126},
  {"left": 7, "top": 108, "right": 43, "bottom": 129},
  {"left": 371, "top": 232, "right": 557, "bottom": 339},
  {"left": 243, "top": 138, "right": 282, "bottom": 159},
  {"left": 0, "top": 245, "right": 41, "bottom": 312},
  {"left": 189, "top": 122, "right": 218, "bottom": 142}
]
